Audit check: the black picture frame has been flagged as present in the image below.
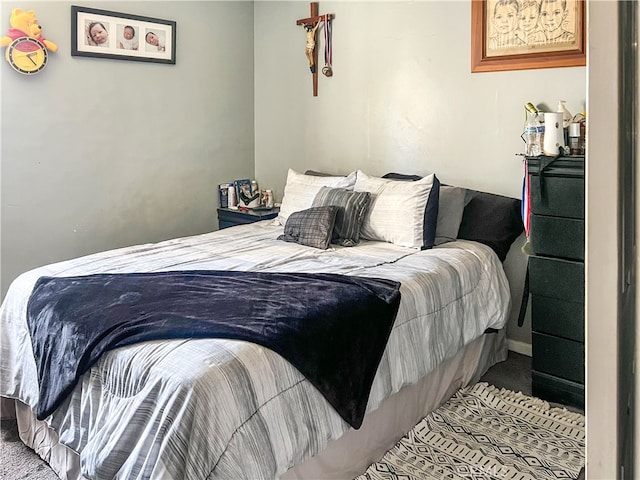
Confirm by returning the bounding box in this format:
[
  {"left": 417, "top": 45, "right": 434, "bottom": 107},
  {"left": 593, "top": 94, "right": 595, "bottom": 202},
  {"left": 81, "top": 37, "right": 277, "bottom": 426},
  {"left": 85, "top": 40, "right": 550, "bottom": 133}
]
[{"left": 71, "top": 5, "right": 176, "bottom": 64}]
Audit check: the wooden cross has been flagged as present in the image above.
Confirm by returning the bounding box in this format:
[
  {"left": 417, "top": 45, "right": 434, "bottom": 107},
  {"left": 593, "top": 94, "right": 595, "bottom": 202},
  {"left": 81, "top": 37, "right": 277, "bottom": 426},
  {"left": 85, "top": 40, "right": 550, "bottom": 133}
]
[{"left": 296, "top": 2, "right": 334, "bottom": 97}]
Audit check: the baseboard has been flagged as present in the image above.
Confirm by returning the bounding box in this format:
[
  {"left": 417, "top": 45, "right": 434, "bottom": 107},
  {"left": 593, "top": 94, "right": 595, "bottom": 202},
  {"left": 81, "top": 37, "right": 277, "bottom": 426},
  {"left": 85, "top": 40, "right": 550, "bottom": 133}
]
[{"left": 507, "top": 339, "right": 532, "bottom": 357}]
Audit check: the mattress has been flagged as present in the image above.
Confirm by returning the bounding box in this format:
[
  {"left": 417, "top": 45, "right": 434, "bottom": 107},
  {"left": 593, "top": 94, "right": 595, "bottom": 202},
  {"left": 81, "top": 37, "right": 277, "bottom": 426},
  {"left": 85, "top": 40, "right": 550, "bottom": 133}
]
[{"left": 0, "top": 220, "right": 511, "bottom": 479}]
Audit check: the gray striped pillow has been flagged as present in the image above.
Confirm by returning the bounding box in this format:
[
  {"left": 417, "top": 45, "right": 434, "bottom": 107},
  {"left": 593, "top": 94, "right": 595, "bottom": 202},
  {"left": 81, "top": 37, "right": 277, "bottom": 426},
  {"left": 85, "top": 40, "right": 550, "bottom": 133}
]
[{"left": 312, "top": 187, "right": 371, "bottom": 247}]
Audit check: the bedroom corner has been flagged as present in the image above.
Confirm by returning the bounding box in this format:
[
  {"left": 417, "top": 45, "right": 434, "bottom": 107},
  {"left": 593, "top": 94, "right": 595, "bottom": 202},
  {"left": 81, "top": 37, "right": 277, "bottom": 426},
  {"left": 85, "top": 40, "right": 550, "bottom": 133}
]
[
  {"left": 0, "top": 1, "right": 256, "bottom": 299},
  {"left": 253, "top": 1, "right": 585, "bottom": 355},
  {"left": 3, "top": 0, "right": 617, "bottom": 478}
]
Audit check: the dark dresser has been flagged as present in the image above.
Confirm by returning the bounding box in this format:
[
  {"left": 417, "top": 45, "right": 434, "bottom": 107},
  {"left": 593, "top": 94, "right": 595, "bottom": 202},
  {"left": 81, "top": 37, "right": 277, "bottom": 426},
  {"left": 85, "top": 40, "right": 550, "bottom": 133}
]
[{"left": 527, "top": 155, "right": 585, "bottom": 409}]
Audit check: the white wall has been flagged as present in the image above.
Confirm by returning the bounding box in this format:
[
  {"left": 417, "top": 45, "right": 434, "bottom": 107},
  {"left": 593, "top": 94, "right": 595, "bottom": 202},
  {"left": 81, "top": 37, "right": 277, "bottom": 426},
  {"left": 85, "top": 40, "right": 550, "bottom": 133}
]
[
  {"left": 253, "top": 1, "right": 586, "bottom": 348},
  {"left": 0, "top": 1, "right": 256, "bottom": 298},
  {"left": 586, "top": 2, "right": 620, "bottom": 477}
]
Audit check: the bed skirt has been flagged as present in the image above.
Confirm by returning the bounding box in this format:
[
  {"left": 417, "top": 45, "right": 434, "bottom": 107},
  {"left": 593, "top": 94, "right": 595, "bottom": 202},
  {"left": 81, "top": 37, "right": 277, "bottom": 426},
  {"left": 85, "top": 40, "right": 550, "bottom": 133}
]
[{"left": 10, "top": 329, "right": 507, "bottom": 480}]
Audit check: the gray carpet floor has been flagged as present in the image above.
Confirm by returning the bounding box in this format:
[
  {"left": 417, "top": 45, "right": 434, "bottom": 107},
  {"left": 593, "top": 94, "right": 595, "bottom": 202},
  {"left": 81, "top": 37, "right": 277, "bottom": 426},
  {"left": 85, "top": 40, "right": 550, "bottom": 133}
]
[
  {"left": 0, "top": 352, "right": 583, "bottom": 479},
  {"left": 0, "top": 416, "right": 54, "bottom": 480}
]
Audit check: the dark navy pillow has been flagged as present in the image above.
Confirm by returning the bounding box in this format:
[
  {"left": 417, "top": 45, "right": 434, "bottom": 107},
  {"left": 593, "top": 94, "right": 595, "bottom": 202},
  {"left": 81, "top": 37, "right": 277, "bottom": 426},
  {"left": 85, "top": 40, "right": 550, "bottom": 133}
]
[{"left": 456, "top": 190, "right": 523, "bottom": 262}]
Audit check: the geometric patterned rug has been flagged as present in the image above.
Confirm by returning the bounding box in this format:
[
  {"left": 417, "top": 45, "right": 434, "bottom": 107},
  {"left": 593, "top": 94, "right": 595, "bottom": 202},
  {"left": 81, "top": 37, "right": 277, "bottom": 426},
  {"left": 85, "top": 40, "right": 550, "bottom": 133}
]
[{"left": 356, "top": 382, "right": 585, "bottom": 480}]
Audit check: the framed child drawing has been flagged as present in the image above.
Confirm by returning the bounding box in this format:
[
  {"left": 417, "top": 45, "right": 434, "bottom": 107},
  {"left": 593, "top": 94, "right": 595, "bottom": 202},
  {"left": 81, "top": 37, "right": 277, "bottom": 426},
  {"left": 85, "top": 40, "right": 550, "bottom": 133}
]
[{"left": 471, "top": 0, "right": 585, "bottom": 72}]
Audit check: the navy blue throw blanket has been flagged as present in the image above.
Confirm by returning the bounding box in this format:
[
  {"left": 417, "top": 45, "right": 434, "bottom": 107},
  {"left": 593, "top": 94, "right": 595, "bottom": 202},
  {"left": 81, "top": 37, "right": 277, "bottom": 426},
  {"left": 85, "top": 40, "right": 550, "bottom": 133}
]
[{"left": 26, "top": 271, "right": 401, "bottom": 428}]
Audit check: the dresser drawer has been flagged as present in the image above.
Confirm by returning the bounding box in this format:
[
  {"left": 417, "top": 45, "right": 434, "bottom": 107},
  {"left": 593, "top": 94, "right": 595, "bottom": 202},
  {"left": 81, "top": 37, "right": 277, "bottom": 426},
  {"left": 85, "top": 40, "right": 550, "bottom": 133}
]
[
  {"left": 532, "top": 333, "right": 584, "bottom": 384},
  {"left": 530, "top": 174, "right": 584, "bottom": 219},
  {"left": 531, "top": 295, "right": 584, "bottom": 342},
  {"left": 530, "top": 214, "right": 584, "bottom": 260},
  {"left": 532, "top": 371, "right": 584, "bottom": 409},
  {"left": 529, "top": 256, "right": 584, "bottom": 303}
]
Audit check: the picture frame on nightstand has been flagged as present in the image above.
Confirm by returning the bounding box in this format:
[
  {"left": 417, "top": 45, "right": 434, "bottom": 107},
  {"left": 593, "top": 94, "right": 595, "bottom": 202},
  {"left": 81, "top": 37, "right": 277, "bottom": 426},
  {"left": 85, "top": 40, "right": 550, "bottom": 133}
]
[{"left": 234, "top": 179, "right": 260, "bottom": 208}]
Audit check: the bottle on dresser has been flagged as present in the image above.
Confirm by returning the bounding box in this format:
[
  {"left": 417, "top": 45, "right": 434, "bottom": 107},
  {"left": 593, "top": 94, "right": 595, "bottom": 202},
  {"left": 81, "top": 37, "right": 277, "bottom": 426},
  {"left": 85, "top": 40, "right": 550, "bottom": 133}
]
[{"left": 523, "top": 102, "right": 543, "bottom": 156}]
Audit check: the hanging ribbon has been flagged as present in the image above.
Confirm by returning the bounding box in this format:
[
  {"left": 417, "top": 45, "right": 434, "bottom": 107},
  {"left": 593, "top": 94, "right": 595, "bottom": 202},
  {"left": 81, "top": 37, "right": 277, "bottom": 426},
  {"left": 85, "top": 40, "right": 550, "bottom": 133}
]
[
  {"left": 322, "top": 15, "right": 333, "bottom": 77},
  {"left": 522, "top": 160, "right": 531, "bottom": 237},
  {"left": 518, "top": 159, "right": 531, "bottom": 328}
]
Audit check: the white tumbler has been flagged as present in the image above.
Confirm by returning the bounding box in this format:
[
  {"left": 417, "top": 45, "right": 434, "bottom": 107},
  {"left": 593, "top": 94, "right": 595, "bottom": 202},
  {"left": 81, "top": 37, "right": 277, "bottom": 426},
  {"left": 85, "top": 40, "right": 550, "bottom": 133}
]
[
  {"left": 228, "top": 185, "right": 237, "bottom": 208},
  {"left": 543, "top": 112, "right": 565, "bottom": 155}
]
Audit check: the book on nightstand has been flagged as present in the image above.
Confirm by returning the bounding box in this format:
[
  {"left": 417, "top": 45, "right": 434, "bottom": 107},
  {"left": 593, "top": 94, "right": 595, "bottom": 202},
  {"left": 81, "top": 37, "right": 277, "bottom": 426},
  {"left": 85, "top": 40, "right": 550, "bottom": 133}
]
[{"left": 218, "top": 182, "right": 232, "bottom": 208}]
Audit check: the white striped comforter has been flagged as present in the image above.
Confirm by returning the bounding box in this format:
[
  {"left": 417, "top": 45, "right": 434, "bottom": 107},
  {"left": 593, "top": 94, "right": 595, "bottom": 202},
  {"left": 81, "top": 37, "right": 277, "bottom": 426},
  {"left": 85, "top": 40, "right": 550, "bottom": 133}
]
[{"left": 0, "top": 221, "right": 510, "bottom": 479}]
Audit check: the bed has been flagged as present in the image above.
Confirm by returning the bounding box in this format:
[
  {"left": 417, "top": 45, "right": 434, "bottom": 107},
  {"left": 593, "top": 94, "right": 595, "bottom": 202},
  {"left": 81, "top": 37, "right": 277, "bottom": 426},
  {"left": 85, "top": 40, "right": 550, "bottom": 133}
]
[{"left": 0, "top": 169, "right": 523, "bottom": 480}]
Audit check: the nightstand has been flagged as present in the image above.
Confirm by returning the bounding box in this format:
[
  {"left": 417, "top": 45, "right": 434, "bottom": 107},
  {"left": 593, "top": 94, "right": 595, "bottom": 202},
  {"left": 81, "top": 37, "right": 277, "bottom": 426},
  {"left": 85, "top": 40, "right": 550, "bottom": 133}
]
[{"left": 217, "top": 207, "right": 280, "bottom": 229}]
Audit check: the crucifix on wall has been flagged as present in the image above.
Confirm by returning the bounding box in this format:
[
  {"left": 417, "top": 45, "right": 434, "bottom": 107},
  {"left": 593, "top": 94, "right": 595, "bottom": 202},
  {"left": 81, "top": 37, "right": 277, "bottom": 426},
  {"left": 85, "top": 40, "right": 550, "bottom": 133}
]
[{"left": 296, "top": 2, "right": 334, "bottom": 97}]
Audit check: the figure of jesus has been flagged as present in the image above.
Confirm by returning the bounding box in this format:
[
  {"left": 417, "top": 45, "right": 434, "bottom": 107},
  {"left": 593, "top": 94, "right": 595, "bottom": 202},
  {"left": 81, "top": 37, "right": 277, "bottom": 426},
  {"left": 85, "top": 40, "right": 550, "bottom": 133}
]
[{"left": 304, "top": 22, "right": 321, "bottom": 73}]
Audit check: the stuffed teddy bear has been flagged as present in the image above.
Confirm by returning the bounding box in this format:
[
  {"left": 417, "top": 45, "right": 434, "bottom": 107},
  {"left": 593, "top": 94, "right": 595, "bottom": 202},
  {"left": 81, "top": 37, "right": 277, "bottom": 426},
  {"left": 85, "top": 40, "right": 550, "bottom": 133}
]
[{"left": 0, "top": 8, "right": 58, "bottom": 52}]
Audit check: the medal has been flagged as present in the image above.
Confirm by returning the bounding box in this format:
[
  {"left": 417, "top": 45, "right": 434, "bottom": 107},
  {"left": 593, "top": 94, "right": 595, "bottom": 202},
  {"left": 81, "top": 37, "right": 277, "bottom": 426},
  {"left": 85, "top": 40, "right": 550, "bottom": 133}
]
[{"left": 322, "top": 15, "right": 333, "bottom": 77}]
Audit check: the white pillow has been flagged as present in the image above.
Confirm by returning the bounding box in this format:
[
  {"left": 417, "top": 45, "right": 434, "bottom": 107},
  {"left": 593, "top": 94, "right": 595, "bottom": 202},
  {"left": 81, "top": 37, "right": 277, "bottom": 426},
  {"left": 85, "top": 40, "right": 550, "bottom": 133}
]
[
  {"left": 354, "top": 170, "right": 436, "bottom": 249},
  {"left": 276, "top": 169, "right": 357, "bottom": 225}
]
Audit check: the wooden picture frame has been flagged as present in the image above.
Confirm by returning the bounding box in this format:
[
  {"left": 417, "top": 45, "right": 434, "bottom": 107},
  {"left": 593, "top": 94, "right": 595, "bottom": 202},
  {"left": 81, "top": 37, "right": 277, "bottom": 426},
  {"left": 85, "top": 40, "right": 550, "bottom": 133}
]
[
  {"left": 71, "top": 5, "right": 176, "bottom": 64},
  {"left": 471, "top": 0, "right": 585, "bottom": 73}
]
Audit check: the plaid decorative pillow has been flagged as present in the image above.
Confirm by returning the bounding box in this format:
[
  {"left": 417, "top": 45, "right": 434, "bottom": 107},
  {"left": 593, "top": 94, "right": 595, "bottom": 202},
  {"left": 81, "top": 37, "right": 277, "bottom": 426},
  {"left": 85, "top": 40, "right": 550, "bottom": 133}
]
[
  {"left": 277, "top": 206, "right": 339, "bottom": 250},
  {"left": 312, "top": 187, "right": 371, "bottom": 246}
]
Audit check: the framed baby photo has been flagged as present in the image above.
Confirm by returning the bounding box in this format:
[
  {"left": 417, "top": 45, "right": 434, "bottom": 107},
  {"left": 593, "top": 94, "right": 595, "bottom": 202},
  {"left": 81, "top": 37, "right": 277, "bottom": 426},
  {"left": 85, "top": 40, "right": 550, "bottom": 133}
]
[
  {"left": 71, "top": 5, "right": 176, "bottom": 64},
  {"left": 471, "top": 0, "right": 585, "bottom": 72}
]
